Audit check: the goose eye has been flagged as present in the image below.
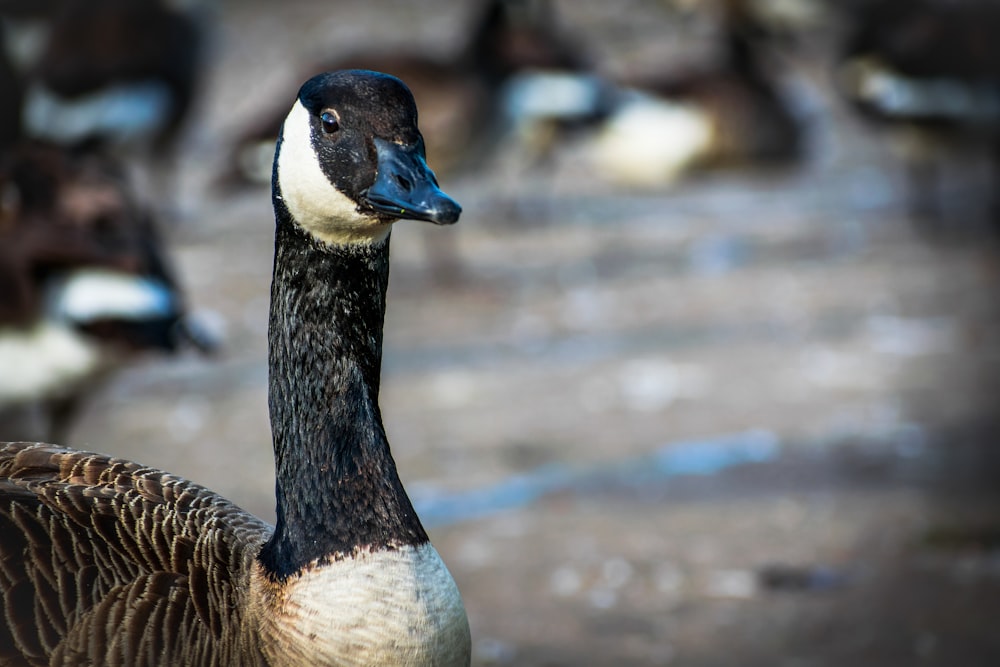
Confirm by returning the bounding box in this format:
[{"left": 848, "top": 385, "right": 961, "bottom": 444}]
[{"left": 320, "top": 111, "right": 340, "bottom": 134}]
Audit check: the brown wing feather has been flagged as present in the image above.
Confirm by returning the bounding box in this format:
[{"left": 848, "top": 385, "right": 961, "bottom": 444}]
[{"left": 0, "top": 442, "right": 272, "bottom": 665}]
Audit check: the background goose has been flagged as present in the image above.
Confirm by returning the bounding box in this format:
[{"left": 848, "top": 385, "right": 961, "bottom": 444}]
[
  {"left": 14, "top": 0, "right": 205, "bottom": 150},
  {"left": 0, "top": 141, "right": 214, "bottom": 443},
  {"left": 586, "top": 0, "right": 804, "bottom": 187},
  {"left": 1, "top": 0, "right": 209, "bottom": 215},
  {"left": 835, "top": 0, "right": 1000, "bottom": 232},
  {"left": 0, "top": 69, "right": 470, "bottom": 666}
]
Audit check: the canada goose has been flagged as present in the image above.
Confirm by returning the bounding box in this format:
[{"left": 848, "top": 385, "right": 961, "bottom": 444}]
[
  {"left": 835, "top": 0, "right": 1000, "bottom": 230},
  {"left": 0, "top": 70, "right": 470, "bottom": 666},
  {"left": 588, "top": 0, "right": 803, "bottom": 186},
  {"left": 12, "top": 0, "right": 204, "bottom": 152},
  {"left": 221, "top": 0, "right": 590, "bottom": 188},
  {"left": 2, "top": 0, "right": 207, "bottom": 217},
  {"left": 0, "top": 141, "right": 214, "bottom": 443}
]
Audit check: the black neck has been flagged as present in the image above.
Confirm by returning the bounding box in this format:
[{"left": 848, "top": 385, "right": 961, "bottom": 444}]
[{"left": 258, "top": 204, "right": 427, "bottom": 580}]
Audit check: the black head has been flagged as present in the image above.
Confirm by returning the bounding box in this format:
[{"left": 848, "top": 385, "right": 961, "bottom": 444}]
[{"left": 274, "top": 69, "right": 461, "bottom": 246}]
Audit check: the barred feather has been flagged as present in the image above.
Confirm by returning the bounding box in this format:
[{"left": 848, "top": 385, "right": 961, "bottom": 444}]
[{"left": 0, "top": 442, "right": 270, "bottom": 665}]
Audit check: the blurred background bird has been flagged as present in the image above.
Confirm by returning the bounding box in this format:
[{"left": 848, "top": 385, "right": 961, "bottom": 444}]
[
  {"left": 1, "top": 0, "right": 210, "bottom": 217},
  {"left": 584, "top": 0, "right": 807, "bottom": 187},
  {"left": 0, "top": 0, "right": 217, "bottom": 441},
  {"left": 834, "top": 0, "right": 1000, "bottom": 235},
  {"left": 0, "top": 141, "right": 216, "bottom": 443}
]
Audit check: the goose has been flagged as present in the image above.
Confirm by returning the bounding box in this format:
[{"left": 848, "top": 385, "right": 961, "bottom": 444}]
[
  {"left": 835, "top": 0, "right": 1000, "bottom": 230},
  {"left": 0, "top": 69, "right": 470, "bottom": 666},
  {"left": 587, "top": 0, "right": 804, "bottom": 186},
  {"left": 2, "top": 0, "right": 208, "bottom": 218},
  {"left": 0, "top": 141, "right": 215, "bottom": 446},
  {"left": 12, "top": 0, "right": 205, "bottom": 153}
]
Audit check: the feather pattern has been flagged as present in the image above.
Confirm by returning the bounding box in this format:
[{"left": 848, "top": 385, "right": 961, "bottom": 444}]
[{"left": 0, "top": 442, "right": 270, "bottom": 665}]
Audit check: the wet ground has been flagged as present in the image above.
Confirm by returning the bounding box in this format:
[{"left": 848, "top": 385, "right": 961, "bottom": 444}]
[{"left": 55, "top": 1, "right": 1000, "bottom": 665}]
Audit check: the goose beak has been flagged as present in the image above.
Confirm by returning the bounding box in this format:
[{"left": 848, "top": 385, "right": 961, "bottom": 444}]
[{"left": 365, "top": 137, "right": 462, "bottom": 225}]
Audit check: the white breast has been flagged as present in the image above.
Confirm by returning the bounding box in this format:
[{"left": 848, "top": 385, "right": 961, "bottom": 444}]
[
  {"left": 0, "top": 322, "right": 104, "bottom": 404},
  {"left": 256, "top": 542, "right": 471, "bottom": 667},
  {"left": 589, "top": 93, "right": 715, "bottom": 187}
]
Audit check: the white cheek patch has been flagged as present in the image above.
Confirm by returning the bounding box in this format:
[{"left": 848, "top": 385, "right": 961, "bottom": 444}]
[{"left": 276, "top": 101, "right": 390, "bottom": 245}]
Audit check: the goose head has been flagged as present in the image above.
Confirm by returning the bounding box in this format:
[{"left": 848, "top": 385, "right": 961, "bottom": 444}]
[{"left": 274, "top": 69, "right": 462, "bottom": 246}]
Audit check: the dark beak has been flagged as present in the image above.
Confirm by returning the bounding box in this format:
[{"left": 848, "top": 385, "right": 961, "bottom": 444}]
[{"left": 364, "top": 137, "right": 462, "bottom": 225}]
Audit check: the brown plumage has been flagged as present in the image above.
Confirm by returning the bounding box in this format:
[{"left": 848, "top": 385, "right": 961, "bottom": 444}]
[{"left": 0, "top": 442, "right": 269, "bottom": 665}]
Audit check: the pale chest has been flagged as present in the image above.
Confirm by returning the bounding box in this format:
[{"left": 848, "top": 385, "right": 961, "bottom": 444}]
[
  {"left": 253, "top": 543, "right": 471, "bottom": 667},
  {"left": 0, "top": 322, "right": 104, "bottom": 403}
]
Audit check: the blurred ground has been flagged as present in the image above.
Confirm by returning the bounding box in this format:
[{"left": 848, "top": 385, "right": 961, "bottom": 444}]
[{"left": 58, "top": 1, "right": 1000, "bottom": 665}]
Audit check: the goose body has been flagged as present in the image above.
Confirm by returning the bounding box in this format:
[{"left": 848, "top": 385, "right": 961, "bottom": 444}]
[
  {"left": 7, "top": 0, "right": 204, "bottom": 152},
  {"left": 0, "top": 142, "right": 213, "bottom": 442},
  {"left": 1, "top": 0, "right": 208, "bottom": 220},
  {"left": 0, "top": 268, "right": 180, "bottom": 405},
  {"left": 0, "top": 70, "right": 470, "bottom": 665},
  {"left": 588, "top": 1, "right": 802, "bottom": 186},
  {"left": 837, "top": 0, "right": 1000, "bottom": 128}
]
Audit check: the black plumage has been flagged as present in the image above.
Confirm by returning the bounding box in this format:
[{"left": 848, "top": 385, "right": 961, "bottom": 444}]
[{"left": 259, "top": 221, "right": 427, "bottom": 580}]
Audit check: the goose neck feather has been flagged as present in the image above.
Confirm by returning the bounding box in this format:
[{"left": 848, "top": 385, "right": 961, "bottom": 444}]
[{"left": 258, "top": 212, "right": 427, "bottom": 581}]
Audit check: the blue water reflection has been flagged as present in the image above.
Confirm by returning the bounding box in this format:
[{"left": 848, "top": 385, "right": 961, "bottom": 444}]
[{"left": 415, "top": 429, "right": 780, "bottom": 527}]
